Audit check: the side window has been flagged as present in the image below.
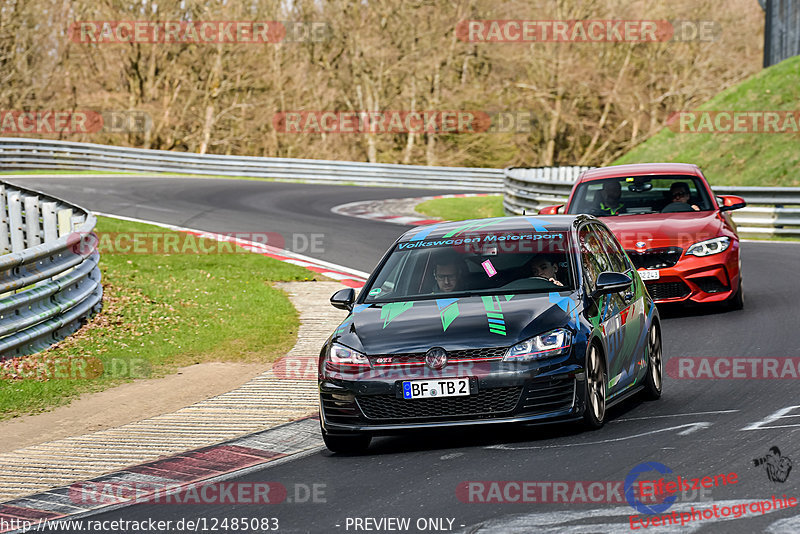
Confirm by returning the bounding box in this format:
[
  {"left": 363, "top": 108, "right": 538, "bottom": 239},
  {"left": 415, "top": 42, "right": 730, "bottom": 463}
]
[
  {"left": 595, "top": 225, "right": 631, "bottom": 273},
  {"left": 578, "top": 225, "right": 612, "bottom": 289}
]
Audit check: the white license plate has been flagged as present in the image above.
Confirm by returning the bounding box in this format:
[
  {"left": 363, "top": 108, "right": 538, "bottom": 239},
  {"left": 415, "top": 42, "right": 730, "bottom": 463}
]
[
  {"left": 402, "top": 378, "right": 469, "bottom": 399},
  {"left": 639, "top": 269, "right": 660, "bottom": 281}
]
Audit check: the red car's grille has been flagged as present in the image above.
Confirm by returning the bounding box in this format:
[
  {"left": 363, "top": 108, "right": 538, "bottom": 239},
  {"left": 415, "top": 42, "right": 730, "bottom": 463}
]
[
  {"left": 645, "top": 281, "right": 691, "bottom": 300},
  {"left": 625, "top": 247, "right": 683, "bottom": 269}
]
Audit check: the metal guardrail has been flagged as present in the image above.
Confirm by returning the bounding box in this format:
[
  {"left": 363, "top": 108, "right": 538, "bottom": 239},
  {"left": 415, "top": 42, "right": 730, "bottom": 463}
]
[
  {"left": 0, "top": 137, "right": 504, "bottom": 191},
  {"left": 0, "top": 181, "right": 102, "bottom": 360},
  {"left": 503, "top": 167, "right": 800, "bottom": 238},
  {"left": 1, "top": 137, "right": 796, "bottom": 237}
]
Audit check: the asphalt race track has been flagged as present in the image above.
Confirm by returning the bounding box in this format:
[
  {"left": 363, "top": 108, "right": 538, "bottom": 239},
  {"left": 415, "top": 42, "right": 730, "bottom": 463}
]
[{"left": 11, "top": 176, "right": 800, "bottom": 533}]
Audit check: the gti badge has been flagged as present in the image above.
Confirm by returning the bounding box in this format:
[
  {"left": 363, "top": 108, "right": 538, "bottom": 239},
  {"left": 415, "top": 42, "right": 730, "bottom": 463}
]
[
  {"left": 636, "top": 241, "right": 647, "bottom": 250},
  {"left": 425, "top": 347, "right": 448, "bottom": 370}
]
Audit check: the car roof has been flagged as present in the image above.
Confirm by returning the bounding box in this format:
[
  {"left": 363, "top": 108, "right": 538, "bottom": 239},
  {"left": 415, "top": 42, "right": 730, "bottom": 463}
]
[
  {"left": 579, "top": 162, "right": 702, "bottom": 182},
  {"left": 397, "top": 215, "right": 587, "bottom": 243}
]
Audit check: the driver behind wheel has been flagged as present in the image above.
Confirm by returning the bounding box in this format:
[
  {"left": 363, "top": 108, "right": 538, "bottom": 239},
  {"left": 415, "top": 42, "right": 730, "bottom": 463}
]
[
  {"left": 529, "top": 255, "right": 563, "bottom": 287},
  {"left": 432, "top": 257, "right": 467, "bottom": 293}
]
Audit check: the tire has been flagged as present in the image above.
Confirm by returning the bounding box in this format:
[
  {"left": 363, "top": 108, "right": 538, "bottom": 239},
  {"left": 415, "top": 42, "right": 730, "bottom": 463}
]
[
  {"left": 725, "top": 279, "right": 744, "bottom": 311},
  {"left": 642, "top": 323, "right": 663, "bottom": 400},
  {"left": 583, "top": 343, "right": 607, "bottom": 429},
  {"left": 321, "top": 425, "right": 371, "bottom": 454}
]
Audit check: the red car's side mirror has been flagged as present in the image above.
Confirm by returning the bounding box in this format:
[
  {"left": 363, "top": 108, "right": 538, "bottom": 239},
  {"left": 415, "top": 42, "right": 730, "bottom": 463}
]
[
  {"left": 539, "top": 204, "right": 564, "bottom": 215},
  {"left": 717, "top": 195, "right": 746, "bottom": 212}
]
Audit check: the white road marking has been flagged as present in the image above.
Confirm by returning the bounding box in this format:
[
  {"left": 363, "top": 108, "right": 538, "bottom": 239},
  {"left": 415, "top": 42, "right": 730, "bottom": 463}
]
[
  {"left": 458, "top": 499, "right": 796, "bottom": 534},
  {"left": 486, "top": 422, "right": 713, "bottom": 451},
  {"left": 610, "top": 410, "right": 739, "bottom": 423},
  {"left": 741, "top": 405, "right": 800, "bottom": 431}
]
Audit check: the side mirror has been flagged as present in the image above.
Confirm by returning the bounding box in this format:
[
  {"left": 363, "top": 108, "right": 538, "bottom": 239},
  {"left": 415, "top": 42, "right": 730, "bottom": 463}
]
[
  {"left": 538, "top": 204, "right": 564, "bottom": 215},
  {"left": 590, "top": 272, "right": 632, "bottom": 299},
  {"left": 718, "top": 195, "right": 746, "bottom": 212},
  {"left": 330, "top": 288, "right": 355, "bottom": 311}
]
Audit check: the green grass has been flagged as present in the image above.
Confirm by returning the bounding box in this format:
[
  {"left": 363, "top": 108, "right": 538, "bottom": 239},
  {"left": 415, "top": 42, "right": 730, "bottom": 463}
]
[
  {"left": 415, "top": 195, "right": 505, "bottom": 221},
  {"left": 615, "top": 55, "right": 800, "bottom": 186},
  {"left": 0, "top": 216, "right": 318, "bottom": 419}
]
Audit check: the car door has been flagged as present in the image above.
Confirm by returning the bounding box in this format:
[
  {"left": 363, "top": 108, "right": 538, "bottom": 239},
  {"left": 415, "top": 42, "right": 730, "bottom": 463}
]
[
  {"left": 578, "top": 223, "right": 626, "bottom": 398},
  {"left": 594, "top": 223, "right": 647, "bottom": 393}
]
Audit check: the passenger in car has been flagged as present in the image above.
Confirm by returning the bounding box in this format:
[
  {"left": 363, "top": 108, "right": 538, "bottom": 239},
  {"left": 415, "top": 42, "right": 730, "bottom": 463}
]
[
  {"left": 662, "top": 182, "right": 700, "bottom": 212},
  {"left": 529, "top": 255, "right": 564, "bottom": 287}
]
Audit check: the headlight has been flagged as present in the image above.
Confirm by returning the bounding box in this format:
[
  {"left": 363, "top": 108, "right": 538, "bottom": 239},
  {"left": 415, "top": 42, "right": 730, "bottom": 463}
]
[
  {"left": 503, "top": 328, "right": 572, "bottom": 362},
  {"left": 686, "top": 236, "right": 730, "bottom": 257},
  {"left": 326, "top": 343, "right": 371, "bottom": 370}
]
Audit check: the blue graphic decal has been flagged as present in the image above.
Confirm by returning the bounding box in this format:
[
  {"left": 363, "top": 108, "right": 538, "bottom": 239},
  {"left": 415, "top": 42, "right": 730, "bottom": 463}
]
[
  {"left": 524, "top": 217, "right": 552, "bottom": 232},
  {"left": 549, "top": 292, "right": 579, "bottom": 326},
  {"left": 409, "top": 224, "right": 441, "bottom": 241}
]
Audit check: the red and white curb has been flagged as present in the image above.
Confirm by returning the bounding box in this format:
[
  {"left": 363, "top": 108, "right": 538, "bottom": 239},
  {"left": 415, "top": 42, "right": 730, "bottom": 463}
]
[
  {"left": 0, "top": 417, "right": 323, "bottom": 532},
  {"left": 94, "top": 213, "right": 368, "bottom": 288},
  {"left": 331, "top": 194, "right": 489, "bottom": 226}
]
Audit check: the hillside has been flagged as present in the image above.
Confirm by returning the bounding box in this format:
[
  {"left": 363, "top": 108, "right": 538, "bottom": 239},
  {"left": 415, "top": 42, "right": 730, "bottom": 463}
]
[{"left": 615, "top": 55, "right": 800, "bottom": 186}]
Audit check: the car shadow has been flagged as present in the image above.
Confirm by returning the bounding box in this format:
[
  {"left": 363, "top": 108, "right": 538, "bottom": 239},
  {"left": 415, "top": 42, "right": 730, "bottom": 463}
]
[
  {"left": 347, "top": 396, "right": 651, "bottom": 456},
  {"left": 656, "top": 301, "right": 740, "bottom": 319}
]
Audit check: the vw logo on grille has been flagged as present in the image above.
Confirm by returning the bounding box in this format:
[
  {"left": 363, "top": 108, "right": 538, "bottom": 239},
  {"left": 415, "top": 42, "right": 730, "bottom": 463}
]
[
  {"left": 636, "top": 241, "right": 647, "bottom": 249},
  {"left": 425, "top": 347, "right": 448, "bottom": 370}
]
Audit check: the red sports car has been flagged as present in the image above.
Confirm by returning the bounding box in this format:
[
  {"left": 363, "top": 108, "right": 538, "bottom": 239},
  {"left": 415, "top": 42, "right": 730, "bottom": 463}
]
[{"left": 539, "top": 163, "right": 746, "bottom": 308}]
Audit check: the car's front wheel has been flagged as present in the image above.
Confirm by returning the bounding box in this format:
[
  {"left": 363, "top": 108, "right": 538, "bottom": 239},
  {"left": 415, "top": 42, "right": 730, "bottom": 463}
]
[
  {"left": 583, "top": 343, "right": 606, "bottom": 429},
  {"left": 642, "top": 323, "right": 662, "bottom": 400},
  {"left": 321, "top": 424, "right": 371, "bottom": 454}
]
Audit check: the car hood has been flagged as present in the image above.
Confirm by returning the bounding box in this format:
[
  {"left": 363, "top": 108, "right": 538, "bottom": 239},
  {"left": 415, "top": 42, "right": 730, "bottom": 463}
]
[
  {"left": 602, "top": 211, "right": 725, "bottom": 249},
  {"left": 333, "top": 292, "right": 581, "bottom": 355}
]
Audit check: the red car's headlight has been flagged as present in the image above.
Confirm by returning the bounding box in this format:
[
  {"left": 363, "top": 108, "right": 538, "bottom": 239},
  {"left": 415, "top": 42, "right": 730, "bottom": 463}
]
[{"left": 686, "top": 236, "right": 731, "bottom": 257}]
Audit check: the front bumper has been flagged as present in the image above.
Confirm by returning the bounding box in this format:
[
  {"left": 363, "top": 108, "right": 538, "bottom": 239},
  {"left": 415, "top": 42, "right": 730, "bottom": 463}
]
[
  {"left": 319, "top": 358, "right": 586, "bottom": 435},
  {"left": 641, "top": 246, "right": 740, "bottom": 304}
]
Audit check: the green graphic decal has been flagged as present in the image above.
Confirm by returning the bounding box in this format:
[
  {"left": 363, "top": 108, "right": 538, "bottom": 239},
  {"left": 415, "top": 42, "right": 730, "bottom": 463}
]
[
  {"left": 437, "top": 298, "right": 461, "bottom": 332},
  {"left": 442, "top": 219, "right": 504, "bottom": 238},
  {"left": 380, "top": 301, "right": 414, "bottom": 328},
  {"left": 482, "top": 295, "right": 511, "bottom": 336}
]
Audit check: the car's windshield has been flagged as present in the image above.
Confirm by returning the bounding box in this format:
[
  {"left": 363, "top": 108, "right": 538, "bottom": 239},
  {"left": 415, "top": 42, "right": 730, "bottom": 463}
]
[
  {"left": 363, "top": 231, "right": 574, "bottom": 303},
  {"left": 567, "top": 175, "right": 713, "bottom": 217}
]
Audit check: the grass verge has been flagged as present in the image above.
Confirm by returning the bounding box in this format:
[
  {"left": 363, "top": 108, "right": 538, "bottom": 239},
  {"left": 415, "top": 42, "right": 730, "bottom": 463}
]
[
  {"left": 415, "top": 195, "right": 505, "bottom": 221},
  {"left": 0, "top": 216, "right": 318, "bottom": 419}
]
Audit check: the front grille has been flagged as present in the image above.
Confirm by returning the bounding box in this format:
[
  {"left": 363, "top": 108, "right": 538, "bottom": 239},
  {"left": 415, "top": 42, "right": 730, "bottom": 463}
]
[
  {"left": 646, "top": 281, "right": 690, "bottom": 300},
  {"left": 370, "top": 346, "right": 507, "bottom": 365},
  {"left": 520, "top": 378, "right": 575, "bottom": 414},
  {"left": 321, "top": 391, "right": 360, "bottom": 424},
  {"left": 357, "top": 386, "right": 523, "bottom": 422},
  {"left": 694, "top": 277, "right": 728, "bottom": 293},
  {"left": 625, "top": 247, "right": 683, "bottom": 269}
]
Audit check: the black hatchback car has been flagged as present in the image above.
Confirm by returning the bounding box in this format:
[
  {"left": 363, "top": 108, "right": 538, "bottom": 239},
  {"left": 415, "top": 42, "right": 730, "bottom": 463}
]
[{"left": 319, "top": 215, "right": 661, "bottom": 452}]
